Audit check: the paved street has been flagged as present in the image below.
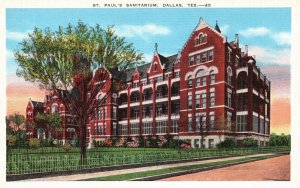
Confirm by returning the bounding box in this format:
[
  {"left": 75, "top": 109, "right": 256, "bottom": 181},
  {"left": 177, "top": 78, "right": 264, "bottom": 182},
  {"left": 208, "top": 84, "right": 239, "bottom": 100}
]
[{"left": 161, "top": 155, "right": 290, "bottom": 181}]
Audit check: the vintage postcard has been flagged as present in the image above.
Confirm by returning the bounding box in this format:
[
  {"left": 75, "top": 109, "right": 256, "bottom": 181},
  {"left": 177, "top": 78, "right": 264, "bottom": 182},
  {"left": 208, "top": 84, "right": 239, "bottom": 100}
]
[{"left": 1, "top": 0, "right": 299, "bottom": 188}]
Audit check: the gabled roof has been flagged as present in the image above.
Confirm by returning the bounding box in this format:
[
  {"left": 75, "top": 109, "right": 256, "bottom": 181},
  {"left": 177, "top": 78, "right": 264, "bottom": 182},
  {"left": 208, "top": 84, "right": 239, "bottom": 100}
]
[{"left": 114, "top": 53, "right": 177, "bottom": 83}]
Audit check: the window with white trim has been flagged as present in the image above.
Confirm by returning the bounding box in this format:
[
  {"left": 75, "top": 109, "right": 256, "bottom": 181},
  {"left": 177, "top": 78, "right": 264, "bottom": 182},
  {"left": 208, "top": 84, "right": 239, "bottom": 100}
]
[
  {"left": 156, "top": 121, "right": 167, "bottom": 134},
  {"left": 201, "top": 52, "right": 207, "bottom": 63},
  {"left": 189, "top": 56, "right": 194, "bottom": 66},
  {"left": 195, "top": 94, "right": 200, "bottom": 108},
  {"left": 188, "top": 117, "right": 193, "bottom": 132},
  {"left": 188, "top": 95, "right": 192, "bottom": 109},
  {"left": 209, "top": 114, "right": 215, "bottom": 130},
  {"left": 209, "top": 70, "right": 215, "bottom": 84},
  {"left": 201, "top": 93, "right": 206, "bottom": 108},
  {"left": 210, "top": 92, "right": 215, "bottom": 106},
  {"left": 187, "top": 76, "right": 192, "bottom": 88},
  {"left": 143, "top": 121, "right": 152, "bottom": 134},
  {"left": 130, "top": 123, "right": 139, "bottom": 135},
  {"left": 171, "top": 119, "right": 179, "bottom": 133},
  {"left": 208, "top": 50, "right": 213, "bottom": 61}
]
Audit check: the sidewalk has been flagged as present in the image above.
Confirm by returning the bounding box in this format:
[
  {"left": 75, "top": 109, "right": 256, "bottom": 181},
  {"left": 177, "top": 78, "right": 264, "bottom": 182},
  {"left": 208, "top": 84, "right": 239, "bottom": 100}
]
[{"left": 26, "top": 153, "right": 275, "bottom": 181}]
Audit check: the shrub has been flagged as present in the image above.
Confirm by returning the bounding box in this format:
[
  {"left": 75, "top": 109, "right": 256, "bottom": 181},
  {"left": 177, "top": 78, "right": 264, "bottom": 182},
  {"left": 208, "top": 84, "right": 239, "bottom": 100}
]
[
  {"left": 63, "top": 143, "right": 72, "bottom": 152},
  {"left": 104, "top": 139, "right": 113, "bottom": 147},
  {"left": 29, "top": 138, "right": 40, "bottom": 149},
  {"left": 7, "top": 135, "right": 17, "bottom": 147},
  {"left": 115, "top": 138, "right": 126, "bottom": 147},
  {"left": 158, "top": 135, "right": 167, "bottom": 148},
  {"left": 216, "top": 138, "right": 235, "bottom": 148},
  {"left": 242, "top": 138, "right": 258, "bottom": 147},
  {"left": 126, "top": 141, "right": 139, "bottom": 148}
]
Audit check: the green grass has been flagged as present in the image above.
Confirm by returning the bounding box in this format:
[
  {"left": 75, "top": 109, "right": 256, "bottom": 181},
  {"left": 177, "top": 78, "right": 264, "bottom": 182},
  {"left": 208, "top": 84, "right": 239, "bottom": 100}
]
[
  {"left": 6, "top": 146, "right": 290, "bottom": 175},
  {"left": 85, "top": 154, "right": 280, "bottom": 181}
]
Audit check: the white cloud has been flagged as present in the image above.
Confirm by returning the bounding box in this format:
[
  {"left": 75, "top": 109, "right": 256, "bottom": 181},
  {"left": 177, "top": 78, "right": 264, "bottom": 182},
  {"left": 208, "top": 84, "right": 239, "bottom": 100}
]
[
  {"left": 239, "top": 27, "right": 270, "bottom": 37},
  {"left": 6, "top": 30, "right": 31, "bottom": 41},
  {"left": 248, "top": 45, "right": 290, "bottom": 66},
  {"left": 271, "top": 32, "right": 291, "bottom": 46},
  {"left": 116, "top": 24, "right": 170, "bottom": 41},
  {"left": 220, "top": 25, "right": 229, "bottom": 35}
]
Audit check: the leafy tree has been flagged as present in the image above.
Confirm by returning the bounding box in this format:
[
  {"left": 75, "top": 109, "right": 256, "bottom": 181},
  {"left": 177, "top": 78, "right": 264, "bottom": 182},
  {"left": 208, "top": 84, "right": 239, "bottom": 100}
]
[
  {"left": 8, "top": 114, "right": 25, "bottom": 132},
  {"left": 15, "top": 21, "right": 143, "bottom": 164},
  {"left": 214, "top": 115, "right": 235, "bottom": 142},
  {"left": 270, "top": 133, "right": 290, "bottom": 146},
  {"left": 36, "top": 112, "right": 62, "bottom": 138}
]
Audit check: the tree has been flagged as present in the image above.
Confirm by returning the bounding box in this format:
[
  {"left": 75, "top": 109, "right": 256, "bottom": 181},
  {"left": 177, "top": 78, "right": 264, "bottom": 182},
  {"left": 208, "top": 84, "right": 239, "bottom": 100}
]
[
  {"left": 8, "top": 114, "right": 25, "bottom": 132},
  {"left": 36, "top": 112, "right": 62, "bottom": 138},
  {"left": 15, "top": 21, "right": 143, "bottom": 165}
]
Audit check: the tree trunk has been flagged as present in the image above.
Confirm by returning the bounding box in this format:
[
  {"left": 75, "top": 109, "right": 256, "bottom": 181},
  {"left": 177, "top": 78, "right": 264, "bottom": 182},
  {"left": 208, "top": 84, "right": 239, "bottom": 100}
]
[{"left": 80, "top": 114, "right": 87, "bottom": 166}]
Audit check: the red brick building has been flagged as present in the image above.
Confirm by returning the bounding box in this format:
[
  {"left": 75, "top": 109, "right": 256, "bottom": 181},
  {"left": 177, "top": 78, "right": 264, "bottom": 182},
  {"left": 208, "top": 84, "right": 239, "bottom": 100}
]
[{"left": 26, "top": 18, "right": 271, "bottom": 147}]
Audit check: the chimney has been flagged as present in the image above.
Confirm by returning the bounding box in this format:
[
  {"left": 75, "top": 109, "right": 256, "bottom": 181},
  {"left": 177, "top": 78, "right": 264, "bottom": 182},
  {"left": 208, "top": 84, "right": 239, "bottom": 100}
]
[
  {"left": 235, "top": 34, "right": 239, "bottom": 48},
  {"left": 245, "top": 45, "right": 248, "bottom": 55}
]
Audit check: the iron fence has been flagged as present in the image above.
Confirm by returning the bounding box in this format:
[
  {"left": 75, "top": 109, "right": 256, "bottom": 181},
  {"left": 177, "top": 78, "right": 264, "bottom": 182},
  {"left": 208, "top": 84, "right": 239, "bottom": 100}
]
[{"left": 6, "top": 146, "right": 290, "bottom": 175}]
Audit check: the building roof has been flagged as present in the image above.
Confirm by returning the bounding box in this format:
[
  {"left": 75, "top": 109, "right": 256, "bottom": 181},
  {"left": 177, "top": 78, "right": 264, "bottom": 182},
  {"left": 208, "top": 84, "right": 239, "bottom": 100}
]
[{"left": 31, "top": 101, "right": 44, "bottom": 108}]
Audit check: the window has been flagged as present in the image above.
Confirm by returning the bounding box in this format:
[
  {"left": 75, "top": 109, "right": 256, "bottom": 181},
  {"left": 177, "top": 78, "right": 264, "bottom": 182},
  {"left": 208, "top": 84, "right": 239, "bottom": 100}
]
[
  {"left": 51, "top": 105, "right": 58, "bottom": 113},
  {"left": 112, "top": 107, "right": 117, "bottom": 120},
  {"left": 201, "top": 93, "right": 206, "bottom": 108},
  {"left": 195, "top": 94, "right": 200, "bottom": 108},
  {"left": 260, "top": 118, "right": 264, "bottom": 134},
  {"left": 209, "top": 70, "right": 215, "bottom": 84},
  {"left": 96, "top": 123, "right": 106, "bottom": 135},
  {"left": 237, "top": 115, "right": 247, "bottom": 132},
  {"left": 209, "top": 114, "right": 215, "bottom": 130},
  {"left": 134, "top": 109, "right": 139, "bottom": 119},
  {"left": 199, "top": 33, "right": 207, "bottom": 44},
  {"left": 119, "top": 124, "right": 128, "bottom": 135},
  {"left": 195, "top": 38, "right": 199, "bottom": 45},
  {"left": 235, "top": 57, "right": 239, "bottom": 66},
  {"left": 201, "top": 53, "right": 207, "bottom": 63},
  {"left": 133, "top": 82, "right": 139, "bottom": 88},
  {"left": 187, "top": 76, "right": 192, "bottom": 88},
  {"left": 227, "top": 92, "right": 232, "bottom": 107},
  {"left": 200, "top": 70, "right": 206, "bottom": 86},
  {"left": 201, "top": 115, "right": 206, "bottom": 130},
  {"left": 130, "top": 123, "right": 139, "bottom": 135},
  {"left": 154, "top": 63, "right": 157, "bottom": 71},
  {"left": 171, "top": 119, "right": 179, "bottom": 133},
  {"left": 227, "top": 114, "right": 232, "bottom": 131},
  {"left": 253, "top": 116, "right": 259, "bottom": 133},
  {"left": 174, "top": 71, "right": 180, "bottom": 78},
  {"left": 208, "top": 50, "right": 213, "bottom": 61},
  {"left": 227, "top": 67, "right": 232, "bottom": 86},
  {"left": 188, "top": 117, "right": 193, "bottom": 132},
  {"left": 195, "top": 54, "right": 201, "bottom": 64},
  {"left": 112, "top": 123, "right": 117, "bottom": 135},
  {"left": 227, "top": 50, "right": 231, "bottom": 62},
  {"left": 196, "top": 114, "right": 200, "bottom": 132},
  {"left": 157, "top": 75, "right": 163, "bottom": 82},
  {"left": 156, "top": 121, "right": 167, "bottom": 134},
  {"left": 143, "top": 122, "right": 152, "bottom": 134},
  {"left": 210, "top": 92, "right": 215, "bottom": 106},
  {"left": 188, "top": 95, "right": 192, "bottom": 109},
  {"left": 156, "top": 107, "right": 162, "bottom": 117},
  {"left": 189, "top": 56, "right": 194, "bottom": 66},
  {"left": 195, "top": 71, "right": 201, "bottom": 86}
]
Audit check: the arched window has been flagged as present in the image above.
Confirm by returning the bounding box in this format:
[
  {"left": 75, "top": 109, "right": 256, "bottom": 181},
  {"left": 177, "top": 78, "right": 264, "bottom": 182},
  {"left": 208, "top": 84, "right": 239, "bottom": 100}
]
[
  {"left": 200, "top": 70, "right": 206, "bottom": 86},
  {"left": 195, "top": 70, "right": 206, "bottom": 86},
  {"left": 187, "top": 75, "right": 192, "bottom": 88},
  {"left": 209, "top": 70, "right": 215, "bottom": 84},
  {"left": 195, "top": 71, "right": 201, "bottom": 86},
  {"left": 51, "top": 104, "right": 58, "bottom": 113},
  {"left": 200, "top": 33, "right": 207, "bottom": 44},
  {"left": 227, "top": 67, "right": 232, "bottom": 86}
]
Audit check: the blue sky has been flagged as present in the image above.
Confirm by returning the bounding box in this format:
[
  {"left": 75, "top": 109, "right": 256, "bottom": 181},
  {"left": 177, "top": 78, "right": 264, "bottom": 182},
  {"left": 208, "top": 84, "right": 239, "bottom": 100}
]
[{"left": 6, "top": 8, "right": 290, "bottom": 74}]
